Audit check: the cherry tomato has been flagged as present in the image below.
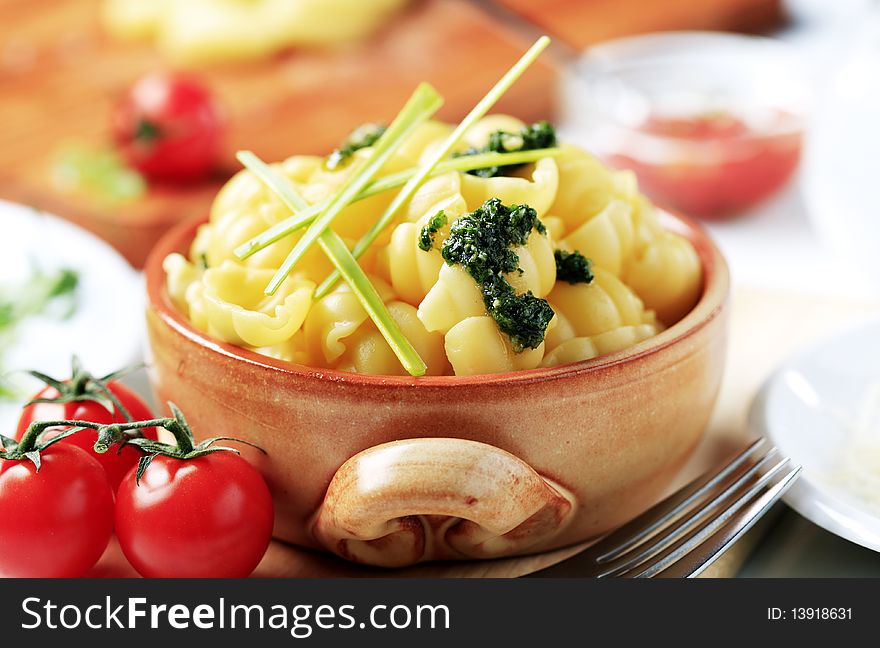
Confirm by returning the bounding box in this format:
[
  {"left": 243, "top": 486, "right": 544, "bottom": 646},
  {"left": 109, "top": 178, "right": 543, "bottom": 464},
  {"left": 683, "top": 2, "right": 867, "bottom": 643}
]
[
  {"left": 0, "top": 444, "right": 115, "bottom": 577},
  {"left": 115, "top": 452, "right": 274, "bottom": 578},
  {"left": 112, "top": 72, "right": 224, "bottom": 182},
  {"left": 16, "top": 381, "right": 158, "bottom": 490}
]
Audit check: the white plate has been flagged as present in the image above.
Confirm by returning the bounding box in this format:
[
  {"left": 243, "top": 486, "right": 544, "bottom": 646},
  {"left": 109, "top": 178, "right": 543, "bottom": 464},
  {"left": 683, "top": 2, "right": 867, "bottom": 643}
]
[
  {"left": 752, "top": 317, "right": 880, "bottom": 552},
  {"left": 0, "top": 200, "right": 144, "bottom": 431}
]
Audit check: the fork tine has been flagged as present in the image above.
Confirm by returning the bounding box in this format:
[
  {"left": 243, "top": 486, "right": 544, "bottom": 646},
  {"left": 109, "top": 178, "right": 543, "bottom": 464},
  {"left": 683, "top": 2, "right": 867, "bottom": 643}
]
[
  {"left": 616, "top": 458, "right": 799, "bottom": 578},
  {"left": 654, "top": 464, "right": 801, "bottom": 578},
  {"left": 593, "top": 448, "right": 785, "bottom": 577},
  {"left": 589, "top": 438, "right": 769, "bottom": 564},
  {"left": 580, "top": 439, "right": 771, "bottom": 572}
]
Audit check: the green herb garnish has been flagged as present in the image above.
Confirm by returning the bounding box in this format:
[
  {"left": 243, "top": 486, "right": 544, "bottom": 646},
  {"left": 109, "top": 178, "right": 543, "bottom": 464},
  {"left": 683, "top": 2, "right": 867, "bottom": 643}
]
[
  {"left": 325, "top": 123, "right": 387, "bottom": 170},
  {"left": 263, "top": 82, "right": 444, "bottom": 297},
  {"left": 554, "top": 250, "right": 594, "bottom": 284},
  {"left": 482, "top": 275, "right": 557, "bottom": 352},
  {"left": 314, "top": 36, "right": 552, "bottom": 298},
  {"left": 50, "top": 143, "right": 145, "bottom": 205},
  {"left": 456, "top": 120, "right": 557, "bottom": 178},
  {"left": 226, "top": 36, "right": 555, "bottom": 372},
  {"left": 0, "top": 267, "right": 80, "bottom": 400},
  {"left": 418, "top": 210, "right": 448, "bottom": 252},
  {"left": 233, "top": 147, "right": 562, "bottom": 262},
  {"left": 0, "top": 375, "right": 19, "bottom": 401},
  {"left": 236, "top": 151, "right": 427, "bottom": 377},
  {"left": 0, "top": 267, "right": 79, "bottom": 332},
  {"left": 441, "top": 198, "right": 554, "bottom": 352}
]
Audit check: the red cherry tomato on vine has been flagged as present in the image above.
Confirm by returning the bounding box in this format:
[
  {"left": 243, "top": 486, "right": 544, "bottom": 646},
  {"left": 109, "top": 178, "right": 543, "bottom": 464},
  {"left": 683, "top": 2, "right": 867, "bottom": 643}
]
[
  {"left": 16, "top": 381, "right": 158, "bottom": 490},
  {"left": 0, "top": 444, "right": 115, "bottom": 577},
  {"left": 115, "top": 452, "right": 274, "bottom": 578},
  {"left": 112, "top": 72, "right": 224, "bottom": 182}
]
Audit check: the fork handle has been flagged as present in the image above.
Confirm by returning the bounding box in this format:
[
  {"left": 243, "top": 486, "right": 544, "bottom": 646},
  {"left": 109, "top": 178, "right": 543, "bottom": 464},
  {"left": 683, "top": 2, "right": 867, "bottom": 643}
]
[{"left": 311, "top": 438, "right": 577, "bottom": 567}]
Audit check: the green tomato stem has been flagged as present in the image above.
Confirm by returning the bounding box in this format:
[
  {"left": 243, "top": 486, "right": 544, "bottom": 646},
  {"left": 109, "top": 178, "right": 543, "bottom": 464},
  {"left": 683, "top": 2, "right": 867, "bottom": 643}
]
[
  {"left": 26, "top": 356, "right": 135, "bottom": 422},
  {"left": 14, "top": 419, "right": 90, "bottom": 453}
]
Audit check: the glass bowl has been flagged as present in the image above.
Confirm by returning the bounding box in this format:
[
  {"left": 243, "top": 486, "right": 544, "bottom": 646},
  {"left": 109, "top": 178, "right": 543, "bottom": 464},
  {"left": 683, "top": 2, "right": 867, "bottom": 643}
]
[{"left": 565, "top": 31, "right": 808, "bottom": 220}]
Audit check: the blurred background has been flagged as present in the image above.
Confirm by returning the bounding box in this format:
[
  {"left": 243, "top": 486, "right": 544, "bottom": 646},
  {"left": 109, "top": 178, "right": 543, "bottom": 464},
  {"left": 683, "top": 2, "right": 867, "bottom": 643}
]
[
  {"left": 1, "top": 0, "right": 877, "bottom": 296},
  {"left": 0, "top": 0, "right": 797, "bottom": 266},
  {"left": 2, "top": 0, "right": 880, "bottom": 576}
]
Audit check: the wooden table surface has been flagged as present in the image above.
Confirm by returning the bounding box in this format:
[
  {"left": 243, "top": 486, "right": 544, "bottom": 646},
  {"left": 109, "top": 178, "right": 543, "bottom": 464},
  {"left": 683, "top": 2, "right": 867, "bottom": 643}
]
[{"left": 88, "top": 286, "right": 880, "bottom": 578}]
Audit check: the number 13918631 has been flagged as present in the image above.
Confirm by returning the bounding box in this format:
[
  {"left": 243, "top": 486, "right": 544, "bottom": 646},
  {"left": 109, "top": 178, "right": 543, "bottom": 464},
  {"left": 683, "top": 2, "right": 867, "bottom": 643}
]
[{"left": 768, "top": 608, "right": 853, "bottom": 621}]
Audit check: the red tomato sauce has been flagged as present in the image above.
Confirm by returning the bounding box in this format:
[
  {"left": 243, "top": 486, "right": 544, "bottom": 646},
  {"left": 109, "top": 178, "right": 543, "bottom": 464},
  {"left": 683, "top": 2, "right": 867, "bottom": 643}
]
[{"left": 610, "top": 110, "right": 802, "bottom": 219}]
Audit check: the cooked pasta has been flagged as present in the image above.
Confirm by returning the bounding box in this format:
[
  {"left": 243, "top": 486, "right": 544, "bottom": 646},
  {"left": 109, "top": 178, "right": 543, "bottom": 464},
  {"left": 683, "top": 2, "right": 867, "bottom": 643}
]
[
  {"left": 549, "top": 268, "right": 655, "bottom": 336},
  {"left": 187, "top": 260, "right": 314, "bottom": 348},
  {"left": 165, "top": 115, "right": 703, "bottom": 376},
  {"left": 459, "top": 157, "right": 559, "bottom": 219},
  {"left": 102, "top": 0, "right": 407, "bottom": 65},
  {"left": 445, "top": 316, "right": 546, "bottom": 376}
]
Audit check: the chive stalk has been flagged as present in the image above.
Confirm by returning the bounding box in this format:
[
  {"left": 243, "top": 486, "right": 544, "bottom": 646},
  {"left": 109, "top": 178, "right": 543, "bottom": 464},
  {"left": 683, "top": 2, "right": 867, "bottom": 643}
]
[
  {"left": 236, "top": 152, "right": 427, "bottom": 377},
  {"left": 315, "top": 35, "right": 551, "bottom": 297},
  {"left": 233, "top": 147, "right": 563, "bottom": 261},
  {"left": 263, "top": 82, "right": 444, "bottom": 296}
]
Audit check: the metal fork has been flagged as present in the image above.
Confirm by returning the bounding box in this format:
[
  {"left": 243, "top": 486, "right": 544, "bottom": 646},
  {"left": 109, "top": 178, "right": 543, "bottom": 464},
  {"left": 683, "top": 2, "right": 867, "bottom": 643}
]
[{"left": 535, "top": 438, "right": 801, "bottom": 578}]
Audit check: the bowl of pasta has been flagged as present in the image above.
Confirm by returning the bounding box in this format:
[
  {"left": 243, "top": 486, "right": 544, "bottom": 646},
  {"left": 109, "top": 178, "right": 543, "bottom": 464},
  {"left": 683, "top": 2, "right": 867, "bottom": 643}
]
[{"left": 144, "top": 114, "right": 729, "bottom": 568}]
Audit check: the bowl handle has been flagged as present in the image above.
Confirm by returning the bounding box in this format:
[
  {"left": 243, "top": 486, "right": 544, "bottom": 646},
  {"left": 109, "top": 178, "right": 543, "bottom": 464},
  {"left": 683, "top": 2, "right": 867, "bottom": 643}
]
[{"left": 311, "top": 438, "right": 576, "bottom": 567}]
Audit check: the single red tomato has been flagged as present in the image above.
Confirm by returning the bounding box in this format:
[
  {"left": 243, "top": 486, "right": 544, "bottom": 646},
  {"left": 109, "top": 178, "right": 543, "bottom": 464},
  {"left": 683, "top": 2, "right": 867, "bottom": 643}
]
[
  {"left": 112, "top": 72, "right": 224, "bottom": 182},
  {"left": 115, "top": 452, "right": 274, "bottom": 578},
  {"left": 0, "top": 443, "right": 115, "bottom": 577},
  {"left": 16, "top": 380, "right": 158, "bottom": 490}
]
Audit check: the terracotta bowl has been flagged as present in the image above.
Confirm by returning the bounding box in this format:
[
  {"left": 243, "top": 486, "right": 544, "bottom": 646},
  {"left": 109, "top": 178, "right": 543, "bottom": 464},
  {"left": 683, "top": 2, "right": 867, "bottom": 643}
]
[{"left": 144, "top": 210, "right": 729, "bottom": 568}]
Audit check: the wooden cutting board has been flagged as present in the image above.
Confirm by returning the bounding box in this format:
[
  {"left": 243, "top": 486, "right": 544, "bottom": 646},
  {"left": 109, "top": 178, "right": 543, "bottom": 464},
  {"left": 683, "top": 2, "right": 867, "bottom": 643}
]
[
  {"left": 0, "top": 0, "right": 557, "bottom": 267},
  {"left": 88, "top": 286, "right": 879, "bottom": 578},
  {"left": 494, "top": 0, "right": 784, "bottom": 51}
]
